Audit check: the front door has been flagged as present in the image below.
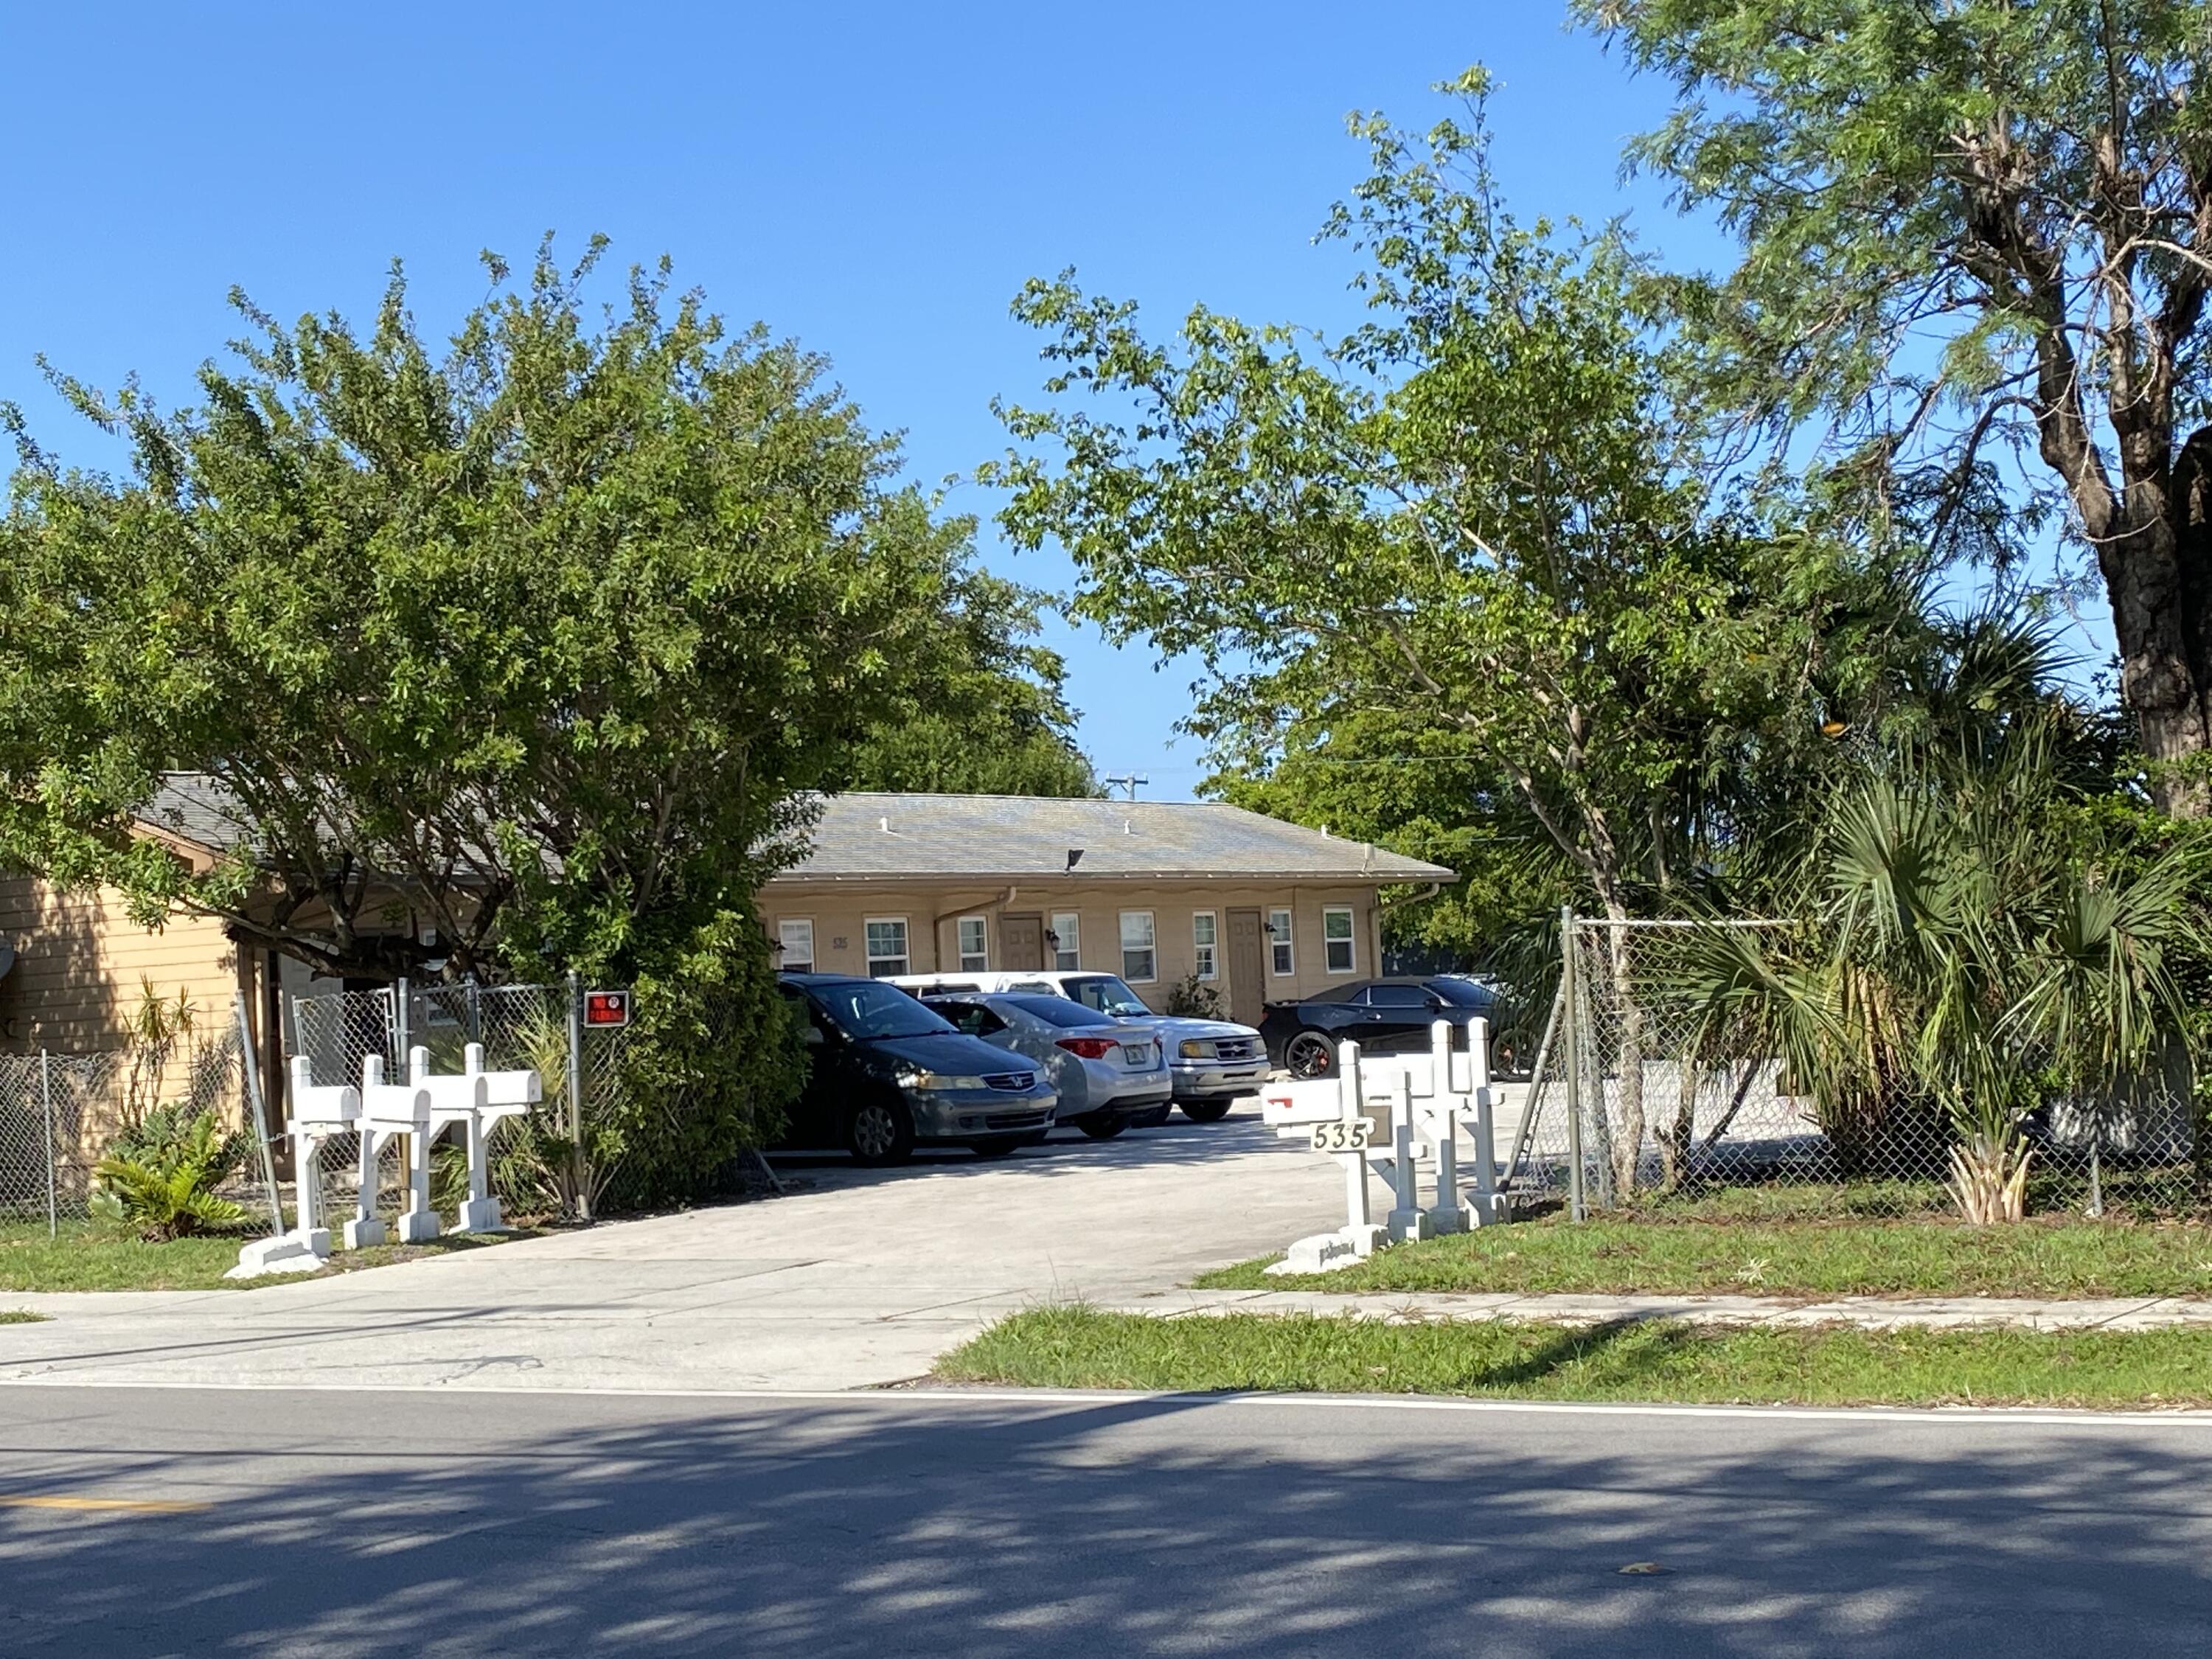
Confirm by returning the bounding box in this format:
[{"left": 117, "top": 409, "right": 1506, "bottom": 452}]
[
  {"left": 1000, "top": 912, "right": 1046, "bottom": 971},
  {"left": 1225, "top": 908, "right": 1265, "bottom": 1027}
]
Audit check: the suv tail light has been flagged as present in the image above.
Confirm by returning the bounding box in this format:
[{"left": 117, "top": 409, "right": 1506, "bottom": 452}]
[{"left": 1055, "top": 1036, "right": 1119, "bottom": 1060}]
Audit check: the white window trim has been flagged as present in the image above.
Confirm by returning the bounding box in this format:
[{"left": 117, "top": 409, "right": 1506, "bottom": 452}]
[
  {"left": 1192, "top": 911, "right": 1218, "bottom": 981},
  {"left": 863, "top": 915, "right": 910, "bottom": 978},
  {"left": 1119, "top": 909, "right": 1158, "bottom": 984},
  {"left": 776, "top": 917, "right": 815, "bottom": 973},
  {"left": 1050, "top": 911, "right": 1081, "bottom": 970},
  {"left": 956, "top": 914, "right": 990, "bottom": 972},
  {"left": 1268, "top": 908, "right": 1295, "bottom": 976},
  {"left": 1322, "top": 905, "right": 1357, "bottom": 975}
]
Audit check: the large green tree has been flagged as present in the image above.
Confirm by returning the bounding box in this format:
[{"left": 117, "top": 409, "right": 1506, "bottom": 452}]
[
  {"left": 829, "top": 566, "right": 1099, "bottom": 798},
  {"left": 988, "top": 76, "right": 1907, "bottom": 939},
  {"left": 0, "top": 240, "right": 1004, "bottom": 992},
  {"left": 1580, "top": 0, "right": 2212, "bottom": 813}
]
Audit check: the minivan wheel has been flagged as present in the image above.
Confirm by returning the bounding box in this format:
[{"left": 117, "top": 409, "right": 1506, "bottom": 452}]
[
  {"left": 1077, "top": 1115, "right": 1129, "bottom": 1141},
  {"left": 1180, "top": 1101, "right": 1233, "bottom": 1124},
  {"left": 846, "top": 1096, "right": 916, "bottom": 1166},
  {"left": 1284, "top": 1032, "right": 1335, "bottom": 1078}
]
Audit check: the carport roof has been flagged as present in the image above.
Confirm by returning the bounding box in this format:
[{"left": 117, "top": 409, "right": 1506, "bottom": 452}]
[{"left": 775, "top": 793, "right": 1454, "bottom": 884}]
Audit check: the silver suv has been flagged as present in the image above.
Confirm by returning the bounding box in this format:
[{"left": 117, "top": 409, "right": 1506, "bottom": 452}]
[{"left": 891, "top": 970, "right": 1269, "bottom": 1122}]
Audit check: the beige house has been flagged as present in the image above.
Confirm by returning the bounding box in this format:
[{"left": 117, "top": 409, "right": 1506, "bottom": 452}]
[{"left": 763, "top": 793, "right": 1454, "bottom": 1028}]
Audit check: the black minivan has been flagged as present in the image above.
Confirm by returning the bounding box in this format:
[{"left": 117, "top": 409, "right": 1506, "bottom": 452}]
[{"left": 776, "top": 973, "right": 1060, "bottom": 1165}]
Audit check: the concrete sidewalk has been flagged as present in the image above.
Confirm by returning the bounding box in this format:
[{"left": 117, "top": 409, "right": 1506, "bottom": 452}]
[
  {"left": 0, "top": 1112, "right": 1343, "bottom": 1393},
  {"left": 1116, "top": 1287, "right": 2212, "bottom": 1332}
]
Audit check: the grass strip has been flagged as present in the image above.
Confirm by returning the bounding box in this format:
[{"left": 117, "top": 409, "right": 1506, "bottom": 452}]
[
  {"left": 0, "top": 1310, "right": 47, "bottom": 1324},
  {"left": 0, "top": 1221, "right": 535, "bottom": 1293},
  {"left": 1195, "top": 1213, "right": 2212, "bottom": 1299},
  {"left": 938, "top": 1307, "right": 2212, "bottom": 1409}
]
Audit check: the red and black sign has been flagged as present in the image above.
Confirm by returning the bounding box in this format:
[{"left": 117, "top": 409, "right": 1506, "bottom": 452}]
[{"left": 583, "top": 990, "right": 631, "bottom": 1029}]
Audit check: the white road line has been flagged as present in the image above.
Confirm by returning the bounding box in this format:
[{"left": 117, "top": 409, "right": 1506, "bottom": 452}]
[{"left": 1, "top": 1373, "right": 2210, "bottom": 1430}]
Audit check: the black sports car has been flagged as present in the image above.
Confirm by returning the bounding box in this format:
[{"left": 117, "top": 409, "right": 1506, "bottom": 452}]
[{"left": 1259, "top": 976, "right": 1515, "bottom": 1079}]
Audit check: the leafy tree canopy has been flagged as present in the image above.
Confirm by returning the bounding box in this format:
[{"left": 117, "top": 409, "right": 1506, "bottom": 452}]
[
  {"left": 987, "top": 74, "right": 1954, "bottom": 947},
  {"left": 1579, "top": 0, "right": 2212, "bottom": 813},
  {"left": 0, "top": 237, "right": 1023, "bottom": 991}
]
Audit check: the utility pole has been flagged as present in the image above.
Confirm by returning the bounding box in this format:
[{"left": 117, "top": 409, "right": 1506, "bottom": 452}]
[{"left": 1102, "top": 773, "right": 1149, "bottom": 801}]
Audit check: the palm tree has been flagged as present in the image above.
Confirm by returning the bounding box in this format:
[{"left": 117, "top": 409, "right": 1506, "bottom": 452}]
[{"left": 1676, "top": 726, "right": 2202, "bottom": 1221}]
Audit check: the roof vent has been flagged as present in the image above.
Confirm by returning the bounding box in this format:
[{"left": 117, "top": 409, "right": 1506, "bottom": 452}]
[
  {"left": 880, "top": 816, "right": 891, "bottom": 833},
  {"left": 1124, "top": 819, "right": 1133, "bottom": 835}
]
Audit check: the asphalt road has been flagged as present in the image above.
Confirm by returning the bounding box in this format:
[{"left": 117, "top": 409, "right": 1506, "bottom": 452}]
[{"left": 4, "top": 1384, "right": 2211, "bottom": 1658}]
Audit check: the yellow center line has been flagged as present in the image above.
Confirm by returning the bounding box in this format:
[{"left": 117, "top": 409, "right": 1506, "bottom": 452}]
[{"left": 0, "top": 1495, "right": 212, "bottom": 1514}]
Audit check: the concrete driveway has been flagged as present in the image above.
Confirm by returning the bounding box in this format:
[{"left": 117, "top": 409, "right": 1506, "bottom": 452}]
[{"left": 1, "top": 1105, "right": 1337, "bottom": 1393}]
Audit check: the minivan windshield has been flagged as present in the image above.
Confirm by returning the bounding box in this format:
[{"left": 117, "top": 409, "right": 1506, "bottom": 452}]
[
  {"left": 1064, "top": 975, "right": 1154, "bottom": 1019},
  {"left": 811, "top": 981, "right": 956, "bottom": 1040}
]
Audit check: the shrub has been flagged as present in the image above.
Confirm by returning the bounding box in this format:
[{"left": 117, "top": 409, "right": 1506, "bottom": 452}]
[
  {"left": 1163, "top": 973, "right": 1225, "bottom": 1020},
  {"left": 91, "top": 1108, "right": 251, "bottom": 1240}
]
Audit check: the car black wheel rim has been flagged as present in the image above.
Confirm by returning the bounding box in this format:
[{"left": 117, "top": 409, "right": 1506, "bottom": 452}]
[
  {"left": 853, "top": 1104, "right": 899, "bottom": 1158},
  {"left": 1287, "top": 1034, "right": 1333, "bottom": 1077}
]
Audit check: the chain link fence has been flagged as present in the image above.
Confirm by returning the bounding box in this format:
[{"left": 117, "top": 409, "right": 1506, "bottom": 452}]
[
  {"left": 0, "top": 1023, "right": 256, "bottom": 1234},
  {"left": 290, "top": 976, "right": 637, "bottom": 1222},
  {"left": 1506, "top": 915, "right": 2203, "bottom": 1220}
]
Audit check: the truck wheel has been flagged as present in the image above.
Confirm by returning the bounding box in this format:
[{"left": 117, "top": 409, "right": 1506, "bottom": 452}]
[{"left": 1179, "top": 1101, "right": 1233, "bottom": 1124}]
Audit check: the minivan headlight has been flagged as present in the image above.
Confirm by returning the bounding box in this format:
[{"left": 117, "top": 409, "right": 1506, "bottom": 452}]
[{"left": 1178, "top": 1039, "right": 1215, "bottom": 1059}]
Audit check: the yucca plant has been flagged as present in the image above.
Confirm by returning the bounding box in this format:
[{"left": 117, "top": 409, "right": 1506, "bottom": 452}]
[{"left": 91, "top": 1107, "right": 251, "bottom": 1241}]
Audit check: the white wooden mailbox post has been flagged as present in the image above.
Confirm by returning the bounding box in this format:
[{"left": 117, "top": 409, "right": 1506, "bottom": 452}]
[
  {"left": 348, "top": 1054, "right": 440, "bottom": 1247},
  {"left": 285, "top": 1057, "right": 361, "bottom": 1256},
  {"left": 1260, "top": 1015, "right": 1508, "bottom": 1273},
  {"left": 408, "top": 1043, "right": 540, "bottom": 1233}
]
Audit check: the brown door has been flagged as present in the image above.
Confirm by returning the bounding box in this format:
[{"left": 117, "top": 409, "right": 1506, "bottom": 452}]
[
  {"left": 1000, "top": 913, "right": 1046, "bottom": 971},
  {"left": 1225, "top": 908, "right": 1265, "bottom": 1027}
]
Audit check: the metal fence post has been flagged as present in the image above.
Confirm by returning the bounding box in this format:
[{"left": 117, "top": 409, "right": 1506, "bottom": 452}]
[
  {"left": 566, "top": 970, "right": 591, "bottom": 1222},
  {"left": 394, "top": 976, "right": 411, "bottom": 1073},
  {"left": 1560, "top": 905, "right": 1587, "bottom": 1223},
  {"left": 40, "top": 1049, "right": 57, "bottom": 1240},
  {"left": 233, "top": 990, "right": 286, "bottom": 1237},
  {"left": 465, "top": 973, "right": 482, "bottom": 1046}
]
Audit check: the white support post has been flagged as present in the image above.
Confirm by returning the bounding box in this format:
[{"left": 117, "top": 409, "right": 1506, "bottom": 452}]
[
  {"left": 346, "top": 1054, "right": 391, "bottom": 1249},
  {"left": 1340, "top": 1041, "right": 1373, "bottom": 1238},
  {"left": 1422, "top": 1020, "right": 1472, "bottom": 1235},
  {"left": 1467, "top": 1014, "right": 1505, "bottom": 1226},
  {"left": 1385, "top": 1061, "right": 1431, "bottom": 1242}
]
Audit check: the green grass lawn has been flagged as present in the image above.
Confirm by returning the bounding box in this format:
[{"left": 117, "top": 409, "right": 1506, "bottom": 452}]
[
  {"left": 1197, "top": 1202, "right": 2212, "bottom": 1299},
  {"left": 0, "top": 1309, "right": 46, "bottom": 1324},
  {"left": 938, "top": 1307, "right": 2212, "bottom": 1409},
  {"left": 0, "top": 1220, "right": 538, "bottom": 1293}
]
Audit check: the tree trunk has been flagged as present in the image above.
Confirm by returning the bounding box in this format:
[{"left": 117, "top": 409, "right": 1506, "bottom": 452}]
[{"left": 2100, "top": 481, "right": 2212, "bottom": 817}]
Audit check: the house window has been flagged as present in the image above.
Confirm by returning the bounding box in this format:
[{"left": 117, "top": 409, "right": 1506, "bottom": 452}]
[
  {"left": 957, "top": 915, "right": 989, "bottom": 972},
  {"left": 1051, "top": 911, "right": 1081, "bottom": 970},
  {"left": 1269, "top": 908, "right": 1294, "bottom": 975},
  {"left": 777, "top": 919, "right": 815, "bottom": 975},
  {"left": 1192, "top": 912, "right": 1217, "bottom": 980},
  {"left": 864, "top": 917, "right": 909, "bottom": 978},
  {"left": 1323, "top": 906, "right": 1355, "bottom": 974},
  {"left": 1119, "top": 911, "right": 1156, "bottom": 983}
]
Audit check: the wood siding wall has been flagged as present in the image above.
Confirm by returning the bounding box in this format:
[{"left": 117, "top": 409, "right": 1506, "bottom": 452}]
[{"left": 0, "top": 874, "right": 243, "bottom": 1055}]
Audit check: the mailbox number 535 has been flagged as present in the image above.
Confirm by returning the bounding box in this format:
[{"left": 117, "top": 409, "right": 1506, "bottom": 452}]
[{"left": 1310, "top": 1120, "right": 1372, "bottom": 1153}]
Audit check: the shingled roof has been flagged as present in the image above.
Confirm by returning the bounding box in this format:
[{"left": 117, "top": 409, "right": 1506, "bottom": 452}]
[{"left": 774, "top": 793, "right": 1453, "bottom": 883}]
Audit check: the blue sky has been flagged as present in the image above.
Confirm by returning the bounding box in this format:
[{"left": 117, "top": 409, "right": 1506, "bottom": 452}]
[{"left": 3, "top": 2, "right": 1725, "bottom": 798}]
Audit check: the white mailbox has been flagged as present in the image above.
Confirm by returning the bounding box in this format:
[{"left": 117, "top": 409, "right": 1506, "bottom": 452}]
[
  {"left": 285, "top": 1057, "right": 360, "bottom": 1258},
  {"left": 1262, "top": 1017, "right": 1509, "bottom": 1276},
  {"left": 349, "top": 1054, "right": 440, "bottom": 1247},
  {"left": 407, "top": 1043, "right": 540, "bottom": 1234}
]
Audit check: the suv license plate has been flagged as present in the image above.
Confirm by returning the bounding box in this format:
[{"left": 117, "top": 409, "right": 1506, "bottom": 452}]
[{"left": 1309, "top": 1121, "right": 1373, "bottom": 1153}]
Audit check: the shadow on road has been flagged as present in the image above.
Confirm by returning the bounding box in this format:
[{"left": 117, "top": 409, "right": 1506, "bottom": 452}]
[{"left": 4, "top": 1384, "right": 2210, "bottom": 1657}]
